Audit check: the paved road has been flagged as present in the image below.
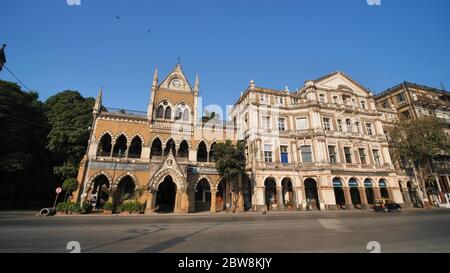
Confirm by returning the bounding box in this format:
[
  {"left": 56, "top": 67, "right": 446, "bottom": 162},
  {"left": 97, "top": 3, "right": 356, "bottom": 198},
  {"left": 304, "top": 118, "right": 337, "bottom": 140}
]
[{"left": 0, "top": 209, "right": 449, "bottom": 253}]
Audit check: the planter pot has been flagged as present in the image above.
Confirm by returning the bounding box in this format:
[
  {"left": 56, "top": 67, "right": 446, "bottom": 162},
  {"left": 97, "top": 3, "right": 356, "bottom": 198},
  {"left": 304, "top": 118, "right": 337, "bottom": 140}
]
[
  {"left": 103, "top": 211, "right": 113, "bottom": 215},
  {"left": 56, "top": 212, "right": 65, "bottom": 216}
]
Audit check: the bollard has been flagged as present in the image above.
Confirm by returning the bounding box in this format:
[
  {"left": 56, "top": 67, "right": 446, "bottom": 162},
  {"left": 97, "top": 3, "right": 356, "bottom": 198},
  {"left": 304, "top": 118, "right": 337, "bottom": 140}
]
[{"left": 40, "top": 208, "right": 56, "bottom": 217}]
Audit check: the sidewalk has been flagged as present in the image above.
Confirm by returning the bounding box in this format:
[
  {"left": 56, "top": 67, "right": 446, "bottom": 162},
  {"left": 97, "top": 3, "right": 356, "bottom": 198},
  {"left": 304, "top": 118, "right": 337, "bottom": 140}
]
[{"left": 45, "top": 206, "right": 439, "bottom": 218}]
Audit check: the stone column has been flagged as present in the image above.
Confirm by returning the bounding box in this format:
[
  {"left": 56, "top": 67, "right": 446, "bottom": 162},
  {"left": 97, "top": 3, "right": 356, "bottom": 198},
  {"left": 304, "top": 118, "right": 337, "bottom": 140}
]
[
  {"left": 359, "top": 187, "right": 369, "bottom": 210},
  {"left": 343, "top": 188, "right": 354, "bottom": 210},
  {"left": 144, "top": 191, "right": 156, "bottom": 214},
  {"left": 373, "top": 187, "right": 382, "bottom": 199},
  {"left": 276, "top": 186, "right": 284, "bottom": 210},
  {"left": 210, "top": 189, "right": 217, "bottom": 213},
  {"left": 402, "top": 188, "right": 412, "bottom": 207}
]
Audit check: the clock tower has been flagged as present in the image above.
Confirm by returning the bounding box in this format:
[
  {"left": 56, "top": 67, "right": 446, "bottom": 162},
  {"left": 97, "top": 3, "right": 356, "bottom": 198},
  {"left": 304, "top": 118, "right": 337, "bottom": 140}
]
[{"left": 147, "top": 64, "right": 199, "bottom": 124}]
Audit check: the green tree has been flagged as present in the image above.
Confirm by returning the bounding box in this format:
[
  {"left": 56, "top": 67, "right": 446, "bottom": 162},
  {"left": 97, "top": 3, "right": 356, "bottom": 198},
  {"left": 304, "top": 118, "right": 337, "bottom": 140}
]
[
  {"left": 389, "top": 116, "right": 450, "bottom": 204},
  {"left": 214, "top": 140, "right": 246, "bottom": 212},
  {"left": 44, "top": 91, "right": 94, "bottom": 180},
  {"left": 0, "top": 80, "right": 54, "bottom": 208},
  {"left": 62, "top": 178, "right": 79, "bottom": 201}
]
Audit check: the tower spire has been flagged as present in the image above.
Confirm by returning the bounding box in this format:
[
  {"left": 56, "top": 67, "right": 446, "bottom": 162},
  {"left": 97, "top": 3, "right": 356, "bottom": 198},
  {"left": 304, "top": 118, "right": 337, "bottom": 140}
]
[
  {"left": 194, "top": 74, "right": 199, "bottom": 93},
  {"left": 94, "top": 87, "right": 103, "bottom": 114},
  {"left": 152, "top": 67, "right": 158, "bottom": 87}
]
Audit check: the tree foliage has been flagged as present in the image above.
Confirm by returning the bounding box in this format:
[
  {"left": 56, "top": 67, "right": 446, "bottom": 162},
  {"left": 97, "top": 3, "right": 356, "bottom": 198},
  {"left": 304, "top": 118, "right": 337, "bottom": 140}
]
[
  {"left": 214, "top": 140, "right": 246, "bottom": 180},
  {"left": 389, "top": 116, "right": 449, "bottom": 167},
  {"left": 62, "top": 178, "right": 79, "bottom": 192},
  {"left": 0, "top": 80, "right": 54, "bottom": 208},
  {"left": 44, "top": 91, "right": 94, "bottom": 179}
]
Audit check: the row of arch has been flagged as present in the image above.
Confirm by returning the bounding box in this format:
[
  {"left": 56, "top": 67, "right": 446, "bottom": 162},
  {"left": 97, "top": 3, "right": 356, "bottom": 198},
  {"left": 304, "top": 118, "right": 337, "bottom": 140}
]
[
  {"left": 97, "top": 133, "right": 218, "bottom": 162},
  {"left": 263, "top": 177, "right": 393, "bottom": 210},
  {"left": 150, "top": 138, "right": 217, "bottom": 162},
  {"left": 88, "top": 173, "right": 233, "bottom": 213}
]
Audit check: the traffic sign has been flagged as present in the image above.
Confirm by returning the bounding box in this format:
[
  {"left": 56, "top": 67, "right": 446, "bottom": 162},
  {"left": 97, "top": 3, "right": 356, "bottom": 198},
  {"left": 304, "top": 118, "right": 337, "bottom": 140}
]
[{"left": 56, "top": 187, "right": 62, "bottom": 194}]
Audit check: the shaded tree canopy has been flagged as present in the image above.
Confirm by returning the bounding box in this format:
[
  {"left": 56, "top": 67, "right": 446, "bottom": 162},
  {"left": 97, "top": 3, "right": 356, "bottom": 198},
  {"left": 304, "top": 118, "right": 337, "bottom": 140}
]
[
  {"left": 214, "top": 140, "right": 246, "bottom": 180},
  {"left": 0, "top": 80, "right": 53, "bottom": 208},
  {"left": 389, "top": 116, "right": 449, "bottom": 167},
  {"left": 44, "top": 91, "right": 94, "bottom": 179}
]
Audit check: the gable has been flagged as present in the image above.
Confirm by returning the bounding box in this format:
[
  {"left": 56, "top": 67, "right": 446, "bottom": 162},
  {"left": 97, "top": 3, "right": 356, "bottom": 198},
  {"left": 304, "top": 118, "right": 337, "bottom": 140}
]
[
  {"left": 314, "top": 72, "right": 370, "bottom": 97},
  {"left": 159, "top": 64, "right": 192, "bottom": 92}
]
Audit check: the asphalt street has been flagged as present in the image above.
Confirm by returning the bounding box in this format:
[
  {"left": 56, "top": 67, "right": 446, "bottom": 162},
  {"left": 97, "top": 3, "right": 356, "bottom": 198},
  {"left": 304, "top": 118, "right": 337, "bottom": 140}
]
[{"left": 0, "top": 209, "right": 449, "bottom": 253}]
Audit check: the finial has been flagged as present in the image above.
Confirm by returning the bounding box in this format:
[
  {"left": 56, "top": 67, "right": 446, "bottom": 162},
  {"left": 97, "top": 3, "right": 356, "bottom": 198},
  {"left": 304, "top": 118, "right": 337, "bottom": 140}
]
[
  {"left": 194, "top": 74, "right": 199, "bottom": 92},
  {"left": 152, "top": 67, "right": 158, "bottom": 87}
]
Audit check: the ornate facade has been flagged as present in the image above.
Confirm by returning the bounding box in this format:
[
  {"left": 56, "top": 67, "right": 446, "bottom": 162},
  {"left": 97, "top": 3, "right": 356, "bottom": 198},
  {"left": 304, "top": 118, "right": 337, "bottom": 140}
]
[
  {"left": 75, "top": 65, "right": 422, "bottom": 214},
  {"left": 232, "top": 72, "right": 405, "bottom": 212},
  {"left": 75, "top": 64, "right": 239, "bottom": 214}
]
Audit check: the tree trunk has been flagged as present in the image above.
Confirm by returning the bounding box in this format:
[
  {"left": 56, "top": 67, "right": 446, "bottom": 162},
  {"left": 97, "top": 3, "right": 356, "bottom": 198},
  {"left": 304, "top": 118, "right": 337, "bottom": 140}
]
[{"left": 418, "top": 165, "right": 429, "bottom": 206}]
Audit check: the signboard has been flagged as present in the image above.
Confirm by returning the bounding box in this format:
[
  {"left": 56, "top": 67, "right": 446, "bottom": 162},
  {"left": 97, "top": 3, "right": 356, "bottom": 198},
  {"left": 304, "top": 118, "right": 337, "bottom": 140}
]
[
  {"left": 348, "top": 179, "right": 358, "bottom": 188},
  {"left": 333, "top": 178, "right": 343, "bottom": 187}
]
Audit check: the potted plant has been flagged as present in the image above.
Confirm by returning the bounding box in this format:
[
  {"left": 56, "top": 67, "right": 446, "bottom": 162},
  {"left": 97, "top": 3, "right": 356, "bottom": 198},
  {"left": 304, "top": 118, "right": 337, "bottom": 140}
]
[
  {"left": 56, "top": 202, "right": 68, "bottom": 215},
  {"left": 120, "top": 201, "right": 144, "bottom": 215},
  {"left": 103, "top": 202, "right": 114, "bottom": 214},
  {"left": 285, "top": 200, "right": 295, "bottom": 211}
]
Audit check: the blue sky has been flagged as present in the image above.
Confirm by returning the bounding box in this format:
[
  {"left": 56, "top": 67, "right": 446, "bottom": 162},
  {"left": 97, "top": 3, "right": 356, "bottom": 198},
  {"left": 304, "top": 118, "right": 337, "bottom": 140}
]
[{"left": 1, "top": 0, "right": 450, "bottom": 112}]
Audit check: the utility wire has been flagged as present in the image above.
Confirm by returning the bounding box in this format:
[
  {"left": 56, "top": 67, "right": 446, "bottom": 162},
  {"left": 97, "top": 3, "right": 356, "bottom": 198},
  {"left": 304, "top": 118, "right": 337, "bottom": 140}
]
[{"left": 3, "top": 65, "right": 32, "bottom": 91}]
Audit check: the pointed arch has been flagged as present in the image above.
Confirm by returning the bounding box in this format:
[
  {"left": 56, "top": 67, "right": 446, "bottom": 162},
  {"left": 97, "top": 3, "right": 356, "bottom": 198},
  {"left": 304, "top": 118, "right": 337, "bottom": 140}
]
[
  {"left": 128, "top": 136, "right": 142, "bottom": 158},
  {"left": 113, "top": 135, "right": 128, "bottom": 157},
  {"left": 97, "top": 133, "right": 112, "bottom": 156},
  {"left": 156, "top": 105, "right": 164, "bottom": 119},
  {"left": 150, "top": 138, "right": 163, "bottom": 158},
  {"left": 197, "top": 141, "right": 208, "bottom": 162},
  {"left": 209, "top": 142, "right": 217, "bottom": 162},
  {"left": 178, "top": 140, "right": 189, "bottom": 159},
  {"left": 164, "top": 106, "right": 172, "bottom": 120},
  {"left": 164, "top": 139, "right": 176, "bottom": 156}
]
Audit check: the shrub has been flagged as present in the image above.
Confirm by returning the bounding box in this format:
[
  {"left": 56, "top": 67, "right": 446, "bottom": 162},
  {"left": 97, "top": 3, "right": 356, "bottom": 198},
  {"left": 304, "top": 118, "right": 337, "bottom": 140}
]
[
  {"left": 285, "top": 200, "right": 294, "bottom": 207},
  {"left": 56, "top": 202, "right": 68, "bottom": 213},
  {"left": 62, "top": 178, "right": 79, "bottom": 192},
  {"left": 120, "top": 201, "right": 144, "bottom": 214},
  {"left": 56, "top": 202, "right": 81, "bottom": 214},
  {"left": 103, "top": 202, "right": 113, "bottom": 212},
  {"left": 81, "top": 203, "right": 92, "bottom": 214}
]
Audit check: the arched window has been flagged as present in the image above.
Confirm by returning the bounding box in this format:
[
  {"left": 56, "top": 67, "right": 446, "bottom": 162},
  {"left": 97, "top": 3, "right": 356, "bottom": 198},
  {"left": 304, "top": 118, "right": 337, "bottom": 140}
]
[
  {"left": 156, "top": 105, "right": 164, "bottom": 119},
  {"left": 175, "top": 107, "right": 183, "bottom": 120},
  {"left": 113, "top": 135, "right": 127, "bottom": 157},
  {"left": 197, "top": 141, "right": 208, "bottom": 162},
  {"left": 150, "top": 138, "right": 163, "bottom": 158},
  {"left": 164, "top": 139, "right": 176, "bottom": 156},
  {"left": 164, "top": 106, "right": 172, "bottom": 120},
  {"left": 209, "top": 142, "right": 217, "bottom": 162},
  {"left": 128, "top": 136, "right": 142, "bottom": 159},
  {"left": 178, "top": 140, "right": 189, "bottom": 159},
  {"left": 183, "top": 109, "right": 190, "bottom": 121},
  {"left": 97, "top": 134, "right": 112, "bottom": 156}
]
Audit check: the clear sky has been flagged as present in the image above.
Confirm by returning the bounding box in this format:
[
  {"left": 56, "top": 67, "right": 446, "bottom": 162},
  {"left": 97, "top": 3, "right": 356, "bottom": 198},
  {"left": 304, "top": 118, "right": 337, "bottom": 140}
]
[{"left": 1, "top": 0, "right": 450, "bottom": 112}]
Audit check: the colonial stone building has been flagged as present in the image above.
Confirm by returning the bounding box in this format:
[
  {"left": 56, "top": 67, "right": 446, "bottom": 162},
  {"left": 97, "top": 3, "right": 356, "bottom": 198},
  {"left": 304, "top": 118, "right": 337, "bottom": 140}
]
[
  {"left": 232, "top": 72, "right": 404, "bottom": 212},
  {"left": 75, "top": 65, "right": 420, "bottom": 213}
]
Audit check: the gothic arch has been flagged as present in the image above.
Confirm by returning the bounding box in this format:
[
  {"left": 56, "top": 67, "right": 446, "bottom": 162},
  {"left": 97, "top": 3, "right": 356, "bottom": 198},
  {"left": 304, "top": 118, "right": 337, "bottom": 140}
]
[
  {"left": 97, "top": 130, "right": 114, "bottom": 142},
  {"left": 129, "top": 133, "right": 145, "bottom": 145},
  {"left": 193, "top": 176, "right": 213, "bottom": 190},
  {"left": 87, "top": 171, "right": 113, "bottom": 191},
  {"left": 112, "top": 172, "right": 139, "bottom": 190},
  {"left": 148, "top": 168, "right": 187, "bottom": 193}
]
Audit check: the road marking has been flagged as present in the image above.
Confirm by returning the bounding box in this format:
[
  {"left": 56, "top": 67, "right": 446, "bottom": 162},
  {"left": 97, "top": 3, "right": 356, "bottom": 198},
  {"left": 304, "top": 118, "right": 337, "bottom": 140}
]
[{"left": 318, "top": 219, "right": 350, "bottom": 232}]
